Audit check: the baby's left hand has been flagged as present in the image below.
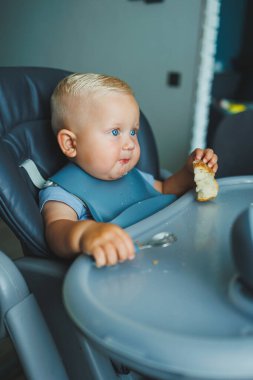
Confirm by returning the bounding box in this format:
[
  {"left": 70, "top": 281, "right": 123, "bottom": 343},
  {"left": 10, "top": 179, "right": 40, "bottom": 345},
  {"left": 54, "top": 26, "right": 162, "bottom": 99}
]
[{"left": 187, "top": 148, "right": 218, "bottom": 173}]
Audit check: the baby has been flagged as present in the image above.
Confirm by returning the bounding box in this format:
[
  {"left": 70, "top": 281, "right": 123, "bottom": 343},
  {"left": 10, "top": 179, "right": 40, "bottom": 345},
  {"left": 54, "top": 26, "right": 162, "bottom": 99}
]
[{"left": 39, "top": 73, "right": 218, "bottom": 267}]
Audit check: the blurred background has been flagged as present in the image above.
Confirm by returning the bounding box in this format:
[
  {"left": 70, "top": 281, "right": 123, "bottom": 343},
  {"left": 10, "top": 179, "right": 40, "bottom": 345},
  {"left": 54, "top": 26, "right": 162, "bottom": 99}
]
[
  {"left": 0, "top": 0, "right": 251, "bottom": 172},
  {"left": 0, "top": 0, "right": 210, "bottom": 173}
]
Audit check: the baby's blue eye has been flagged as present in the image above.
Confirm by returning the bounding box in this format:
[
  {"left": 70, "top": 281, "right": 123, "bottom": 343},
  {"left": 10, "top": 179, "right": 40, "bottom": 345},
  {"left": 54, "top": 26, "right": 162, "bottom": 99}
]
[
  {"left": 111, "top": 129, "right": 119, "bottom": 136},
  {"left": 130, "top": 129, "right": 136, "bottom": 136}
]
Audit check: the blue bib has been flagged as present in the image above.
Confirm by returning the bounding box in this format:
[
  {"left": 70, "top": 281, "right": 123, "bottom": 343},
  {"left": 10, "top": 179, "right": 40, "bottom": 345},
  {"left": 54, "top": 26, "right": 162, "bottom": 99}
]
[{"left": 50, "top": 163, "right": 176, "bottom": 228}]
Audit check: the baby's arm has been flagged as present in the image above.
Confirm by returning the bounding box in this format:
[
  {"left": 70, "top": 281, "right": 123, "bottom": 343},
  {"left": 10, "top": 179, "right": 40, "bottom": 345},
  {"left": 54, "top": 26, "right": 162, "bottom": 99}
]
[
  {"left": 42, "top": 201, "right": 135, "bottom": 267},
  {"left": 154, "top": 148, "right": 218, "bottom": 196}
]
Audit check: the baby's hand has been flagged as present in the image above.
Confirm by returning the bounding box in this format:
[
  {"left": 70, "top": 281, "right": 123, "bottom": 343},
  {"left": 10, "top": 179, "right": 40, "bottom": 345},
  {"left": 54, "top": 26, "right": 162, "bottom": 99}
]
[
  {"left": 188, "top": 148, "right": 218, "bottom": 173},
  {"left": 79, "top": 221, "right": 135, "bottom": 268}
]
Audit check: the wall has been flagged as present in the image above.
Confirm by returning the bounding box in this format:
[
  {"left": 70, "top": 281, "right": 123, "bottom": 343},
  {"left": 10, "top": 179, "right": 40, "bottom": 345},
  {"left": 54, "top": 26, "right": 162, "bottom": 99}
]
[{"left": 0, "top": 0, "right": 203, "bottom": 172}]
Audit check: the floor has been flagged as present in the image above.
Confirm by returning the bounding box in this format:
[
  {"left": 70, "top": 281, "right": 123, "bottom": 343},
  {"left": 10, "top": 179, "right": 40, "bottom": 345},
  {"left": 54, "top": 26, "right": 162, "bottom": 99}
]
[{"left": 0, "top": 219, "right": 27, "bottom": 380}]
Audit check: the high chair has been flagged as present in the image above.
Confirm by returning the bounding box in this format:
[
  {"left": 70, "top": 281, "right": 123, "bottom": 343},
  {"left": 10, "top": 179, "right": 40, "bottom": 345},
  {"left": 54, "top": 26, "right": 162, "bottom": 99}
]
[
  {"left": 0, "top": 66, "right": 163, "bottom": 380},
  {"left": 209, "top": 108, "right": 253, "bottom": 178},
  {"left": 2, "top": 67, "right": 253, "bottom": 380}
]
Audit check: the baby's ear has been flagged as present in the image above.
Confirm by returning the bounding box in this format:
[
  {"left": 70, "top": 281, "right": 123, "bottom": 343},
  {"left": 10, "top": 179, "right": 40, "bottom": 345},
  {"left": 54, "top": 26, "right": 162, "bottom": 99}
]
[{"left": 57, "top": 129, "right": 77, "bottom": 158}]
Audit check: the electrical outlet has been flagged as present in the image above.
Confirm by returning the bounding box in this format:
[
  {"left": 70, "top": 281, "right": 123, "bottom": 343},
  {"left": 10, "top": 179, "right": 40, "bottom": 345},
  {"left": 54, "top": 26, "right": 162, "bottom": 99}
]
[{"left": 167, "top": 72, "right": 181, "bottom": 87}]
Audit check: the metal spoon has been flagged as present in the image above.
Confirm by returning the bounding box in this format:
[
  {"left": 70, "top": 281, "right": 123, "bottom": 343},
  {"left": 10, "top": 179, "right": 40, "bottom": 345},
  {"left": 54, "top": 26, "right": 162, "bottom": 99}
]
[{"left": 135, "top": 231, "right": 177, "bottom": 251}]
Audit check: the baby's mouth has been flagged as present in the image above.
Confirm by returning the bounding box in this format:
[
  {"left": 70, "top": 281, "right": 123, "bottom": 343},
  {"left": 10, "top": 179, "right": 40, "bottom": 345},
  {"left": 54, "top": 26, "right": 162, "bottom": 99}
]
[{"left": 119, "top": 159, "right": 130, "bottom": 165}]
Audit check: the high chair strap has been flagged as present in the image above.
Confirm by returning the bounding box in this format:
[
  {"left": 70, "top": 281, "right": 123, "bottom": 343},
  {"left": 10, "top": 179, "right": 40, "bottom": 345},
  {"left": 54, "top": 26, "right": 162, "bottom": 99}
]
[{"left": 20, "top": 159, "right": 48, "bottom": 189}]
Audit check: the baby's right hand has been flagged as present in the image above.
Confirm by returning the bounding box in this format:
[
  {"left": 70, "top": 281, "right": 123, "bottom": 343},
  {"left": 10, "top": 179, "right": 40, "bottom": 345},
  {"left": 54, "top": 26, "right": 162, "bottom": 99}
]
[{"left": 79, "top": 221, "right": 135, "bottom": 267}]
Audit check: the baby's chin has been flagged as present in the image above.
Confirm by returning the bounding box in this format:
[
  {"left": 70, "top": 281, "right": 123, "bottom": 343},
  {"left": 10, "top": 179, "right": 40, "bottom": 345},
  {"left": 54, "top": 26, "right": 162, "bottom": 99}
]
[
  {"left": 107, "top": 164, "right": 133, "bottom": 180},
  {"left": 95, "top": 170, "right": 128, "bottom": 181},
  {"left": 108, "top": 170, "right": 129, "bottom": 181},
  {"left": 118, "top": 161, "right": 136, "bottom": 177},
  {"left": 93, "top": 160, "right": 137, "bottom": 180}
]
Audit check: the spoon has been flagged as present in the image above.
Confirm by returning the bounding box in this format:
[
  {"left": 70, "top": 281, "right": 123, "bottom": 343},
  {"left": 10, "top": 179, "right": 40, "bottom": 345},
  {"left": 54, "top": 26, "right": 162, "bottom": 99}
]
[{"left": 135, "top": 231, "right": 177, "bottom": 251}]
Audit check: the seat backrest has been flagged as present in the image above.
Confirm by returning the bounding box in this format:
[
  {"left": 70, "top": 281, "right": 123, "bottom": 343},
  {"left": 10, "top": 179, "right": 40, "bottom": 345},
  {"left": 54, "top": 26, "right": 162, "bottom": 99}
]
[
  {"left": 211, "top": 110, "right": 253, "bottom": 178},
  {"left": 0, "top": 67, "right": 160, "bottom": 257}
]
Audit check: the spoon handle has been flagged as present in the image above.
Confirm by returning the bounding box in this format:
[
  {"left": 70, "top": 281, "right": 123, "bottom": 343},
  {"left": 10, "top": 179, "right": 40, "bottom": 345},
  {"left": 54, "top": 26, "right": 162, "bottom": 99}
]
[
  {"left": 134, "top": 243, "right": 140, "bottom": 252},
  {"left": 134, "top": 243, "right": 151, "bottom": 252}
]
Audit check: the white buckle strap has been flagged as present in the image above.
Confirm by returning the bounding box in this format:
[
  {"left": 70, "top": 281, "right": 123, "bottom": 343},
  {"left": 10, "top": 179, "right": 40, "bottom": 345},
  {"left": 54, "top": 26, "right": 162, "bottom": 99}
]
[{"left": 19, "top": 159, "right": 48, "bottom": 189}]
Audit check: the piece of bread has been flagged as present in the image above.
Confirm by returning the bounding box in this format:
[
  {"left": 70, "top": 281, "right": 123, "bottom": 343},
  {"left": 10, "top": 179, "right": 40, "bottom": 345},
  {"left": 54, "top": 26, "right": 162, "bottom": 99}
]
[{"left": 193, "top": 160, "right": 218, "bottom": 202}]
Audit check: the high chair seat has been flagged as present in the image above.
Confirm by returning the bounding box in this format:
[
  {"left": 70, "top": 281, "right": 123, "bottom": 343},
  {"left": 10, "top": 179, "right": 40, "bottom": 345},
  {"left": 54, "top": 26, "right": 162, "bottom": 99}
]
[
  {"left": 0, "top": 66, "right": 164, "bottom": 380},
  {"left": 0, "top": 66, "right": 161, "bottom": 257}
]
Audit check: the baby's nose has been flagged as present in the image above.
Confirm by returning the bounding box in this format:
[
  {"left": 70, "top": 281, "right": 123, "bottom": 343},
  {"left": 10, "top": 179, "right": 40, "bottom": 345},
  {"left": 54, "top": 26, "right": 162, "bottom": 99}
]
[{"left": 123, "top": 137, "right": 135, "bottom": 150}]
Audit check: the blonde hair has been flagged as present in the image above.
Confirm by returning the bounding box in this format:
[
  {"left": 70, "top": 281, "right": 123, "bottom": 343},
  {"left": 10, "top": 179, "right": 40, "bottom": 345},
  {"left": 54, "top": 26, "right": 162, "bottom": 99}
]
[{"left": 51, "top": 73, "right": 134, "bottom": 133}]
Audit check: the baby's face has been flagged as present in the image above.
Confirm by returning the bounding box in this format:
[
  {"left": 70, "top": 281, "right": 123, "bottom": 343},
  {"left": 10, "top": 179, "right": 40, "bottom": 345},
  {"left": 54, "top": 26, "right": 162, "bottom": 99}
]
[{"left": 71, "top": 91, "right": 140, "bottom": 180}]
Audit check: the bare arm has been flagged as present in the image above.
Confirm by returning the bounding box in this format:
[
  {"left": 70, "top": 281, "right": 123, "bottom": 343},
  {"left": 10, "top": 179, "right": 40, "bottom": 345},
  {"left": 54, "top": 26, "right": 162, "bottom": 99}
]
[
  {"left": 42, "top": 201, "right": 135, "bottom": 267},
  {"left": 154, "top": 148, "right": 218, "bottom": 195}
]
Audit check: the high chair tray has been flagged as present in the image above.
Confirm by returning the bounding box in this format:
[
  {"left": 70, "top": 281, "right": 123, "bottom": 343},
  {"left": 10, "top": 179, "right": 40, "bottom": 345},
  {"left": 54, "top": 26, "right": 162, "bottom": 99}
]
[{"left": 64, "top": 176, "right": 253, "bottom": 379}]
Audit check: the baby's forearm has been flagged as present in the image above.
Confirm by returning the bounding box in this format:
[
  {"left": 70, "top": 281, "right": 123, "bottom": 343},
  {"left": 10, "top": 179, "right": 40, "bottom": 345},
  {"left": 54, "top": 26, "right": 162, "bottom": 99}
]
[
  {"left": 45, "top": 219, "right": 96, "bottom": 259},
  {"left": 46, "top": 218, "right": 135, "bottom": 267},
  {"left": 162, "top": 166, "right": 194, "bottom": 196}
]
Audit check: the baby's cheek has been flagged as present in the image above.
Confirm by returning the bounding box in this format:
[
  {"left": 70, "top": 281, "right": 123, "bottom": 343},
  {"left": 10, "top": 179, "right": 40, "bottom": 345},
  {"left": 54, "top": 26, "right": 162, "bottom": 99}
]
[{"left": 135, "top": 146, "right": 141, "bottom": 162}]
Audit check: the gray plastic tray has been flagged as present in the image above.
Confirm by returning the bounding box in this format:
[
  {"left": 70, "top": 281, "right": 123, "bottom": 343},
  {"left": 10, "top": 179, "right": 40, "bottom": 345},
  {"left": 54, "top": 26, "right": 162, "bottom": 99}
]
[{"left": 63, "top": 176, "right": 253, "bottom": 379}]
